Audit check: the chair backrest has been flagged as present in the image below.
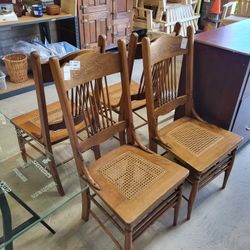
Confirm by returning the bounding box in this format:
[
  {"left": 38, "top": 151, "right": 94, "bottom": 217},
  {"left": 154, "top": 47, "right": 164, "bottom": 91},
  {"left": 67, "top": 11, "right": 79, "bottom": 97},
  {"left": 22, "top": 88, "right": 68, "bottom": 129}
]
[
  {"left": 142, "top": 26, "right": 193, "bottom": 132},
  {"left": 237, "top": 0, "right": 250, "bottom": 17},
  {"left": 49, "top": 40, "right": 133, "bottom": 190},
  {"left": 131, "top": 23, "right": 182, "bottom": 101},
  {"left": 30, "top": 35, "right": 106, "bottom": 150}
]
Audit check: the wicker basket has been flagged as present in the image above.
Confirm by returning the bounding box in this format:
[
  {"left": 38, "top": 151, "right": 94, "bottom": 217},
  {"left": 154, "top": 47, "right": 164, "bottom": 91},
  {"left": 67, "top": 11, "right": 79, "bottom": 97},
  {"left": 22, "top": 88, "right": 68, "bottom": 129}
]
[{"left": 3, "top": 53, "right": 28, "bottom": 83}]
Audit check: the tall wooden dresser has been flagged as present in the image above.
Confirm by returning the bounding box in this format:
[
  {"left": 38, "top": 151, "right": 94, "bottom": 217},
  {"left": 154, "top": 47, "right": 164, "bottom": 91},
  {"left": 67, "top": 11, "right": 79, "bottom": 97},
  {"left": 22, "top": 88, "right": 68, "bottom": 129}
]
[
  {"left": 193, "top": 19, "right": 250, "bottom": 146},
  {"left": 77, "top": 0, "right": 133, "bottom": 48}
]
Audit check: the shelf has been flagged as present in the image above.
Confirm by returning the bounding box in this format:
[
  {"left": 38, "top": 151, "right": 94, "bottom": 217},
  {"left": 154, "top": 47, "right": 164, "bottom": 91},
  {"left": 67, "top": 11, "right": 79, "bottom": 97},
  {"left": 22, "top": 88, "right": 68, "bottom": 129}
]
[
  {"left": 0, "top": 12, "right": 74, "bottom": 28},
  {"left": 0, "top": 1, "right": 78, "bottom": 99},
  {"left": 0, "top": 75, "right": 54, "bottom": 100},
  {"left": 0, "top": 76, "right": 35, "bottom": 99}
]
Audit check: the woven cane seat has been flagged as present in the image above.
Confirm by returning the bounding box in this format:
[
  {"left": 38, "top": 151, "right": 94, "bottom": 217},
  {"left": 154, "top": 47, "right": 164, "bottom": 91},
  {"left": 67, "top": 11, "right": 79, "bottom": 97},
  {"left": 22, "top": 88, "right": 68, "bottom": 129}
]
[
  {"left": 168, "top": 121, "right": 223, "bottom": 156},
  {"left": 158, "top": 117, "right": 242, "bottom": 173},
  {"left": 104, "top": 80, "right": 146, "bottom": 111},
  {"left": 90, "top": 145, "right": 188, "bottom": 224},
  {"left": 11, "top": 101, "right": 86, "bottom": 144},
  {"left": 99, "top": 151, "right": 167, "bottom": 200}
]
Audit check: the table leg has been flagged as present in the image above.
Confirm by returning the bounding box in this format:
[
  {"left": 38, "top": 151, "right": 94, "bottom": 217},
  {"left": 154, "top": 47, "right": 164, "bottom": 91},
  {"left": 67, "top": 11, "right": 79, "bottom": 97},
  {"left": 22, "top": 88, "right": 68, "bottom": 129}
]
[
  {"left": 0, "top": 190, "right": 13, "bottom": 250},
  {"left": 8, "top": 191, "right": 56, "bottom": 235}
]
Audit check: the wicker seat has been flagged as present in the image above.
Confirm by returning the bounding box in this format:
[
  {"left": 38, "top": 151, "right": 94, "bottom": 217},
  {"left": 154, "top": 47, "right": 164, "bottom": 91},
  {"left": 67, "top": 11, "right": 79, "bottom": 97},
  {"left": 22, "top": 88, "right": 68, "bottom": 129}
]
[
  {"left": 49, "top": 40, "right": 188, "bottom": 249},
  {"left": 11, "top": 36, "right": 106, "bottom": 196},
  {"left": 142, "top": 25, "right": 243, "bottom": 220}
]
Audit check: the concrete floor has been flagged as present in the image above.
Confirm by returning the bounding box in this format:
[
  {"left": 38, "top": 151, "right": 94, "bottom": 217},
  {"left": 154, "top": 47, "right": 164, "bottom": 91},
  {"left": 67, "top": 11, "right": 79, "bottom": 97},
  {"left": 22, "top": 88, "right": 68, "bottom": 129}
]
[{"left": 0, "top": 61, "right": 250, "bottom": 250}]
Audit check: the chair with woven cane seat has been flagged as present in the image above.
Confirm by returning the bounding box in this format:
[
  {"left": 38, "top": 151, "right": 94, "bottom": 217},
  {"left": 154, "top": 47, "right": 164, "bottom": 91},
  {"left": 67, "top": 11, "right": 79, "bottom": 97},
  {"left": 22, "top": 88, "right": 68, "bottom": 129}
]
[
  {"left": 49, "top": 39, "right": 189, "bottom": 249},
  {"left": 142, "top": 25, "right": 243, "bottom": 220},
  {"left": 11, "top": 35, "right": 106, "bottom": 196},
  {"left": 107, "top": 23, "right": 181, "bottom": 129}
]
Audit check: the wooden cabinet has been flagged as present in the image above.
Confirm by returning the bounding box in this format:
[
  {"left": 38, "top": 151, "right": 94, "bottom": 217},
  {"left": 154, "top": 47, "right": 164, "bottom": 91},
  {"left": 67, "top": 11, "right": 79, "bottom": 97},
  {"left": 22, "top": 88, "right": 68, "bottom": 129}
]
[
  {"left": 77, "top": 0, "right": 132, "bottom": 48},
  {"left": 193, "top": 19, "right": 250, "bottom": 147}
]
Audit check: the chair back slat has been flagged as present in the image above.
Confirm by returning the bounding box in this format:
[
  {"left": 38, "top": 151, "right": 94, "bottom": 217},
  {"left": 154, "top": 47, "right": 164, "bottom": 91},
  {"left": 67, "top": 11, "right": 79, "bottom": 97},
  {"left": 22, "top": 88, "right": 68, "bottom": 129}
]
[
  {"left": 79, "top": 121, "right": 127, "bottom": 152},
  {"left": 154, "top": 95, "right": 188, "bottom": 117},
  {"left": 62, "top": 52, "right": 122, "bottom": 91},
  {"left": 150, "top": 35, "right": 188, "bottom": 65}
]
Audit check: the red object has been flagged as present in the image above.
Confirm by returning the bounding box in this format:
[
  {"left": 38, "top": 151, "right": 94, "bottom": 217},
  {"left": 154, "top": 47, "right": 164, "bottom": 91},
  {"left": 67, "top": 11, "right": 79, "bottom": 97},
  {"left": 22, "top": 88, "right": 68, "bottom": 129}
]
[{"left": 210, "top": 0, "right": 221, "bottom": 14}]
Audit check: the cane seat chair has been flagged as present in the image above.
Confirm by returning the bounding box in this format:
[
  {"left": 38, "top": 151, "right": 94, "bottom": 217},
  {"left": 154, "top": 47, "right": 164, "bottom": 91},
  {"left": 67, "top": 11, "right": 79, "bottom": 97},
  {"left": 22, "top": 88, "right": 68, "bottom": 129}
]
[
  {"left": 142, "top": 26, "right": 242, "bottom": 220},
  {"left": 49, "top": 39, "right": 189, "bottom": 249},
  {"left": 11, "top": 36, "right": 106, "bottom": 196}
]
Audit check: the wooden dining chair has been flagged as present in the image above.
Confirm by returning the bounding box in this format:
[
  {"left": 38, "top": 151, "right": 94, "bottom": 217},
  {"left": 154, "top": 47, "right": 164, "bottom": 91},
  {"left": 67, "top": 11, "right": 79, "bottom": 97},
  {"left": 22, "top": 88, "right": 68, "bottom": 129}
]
[
  {"left": 11, "top": 36, "right": 106, "bottom": 196},
  {"left": 49, "top": 39, "right": 189, "bottom": 249},
  {"left": 142, "top": 25, "right": 243, "bottom": 220},
  {"left": 107, "top": 23, "right": 181, "bottom": 129}
]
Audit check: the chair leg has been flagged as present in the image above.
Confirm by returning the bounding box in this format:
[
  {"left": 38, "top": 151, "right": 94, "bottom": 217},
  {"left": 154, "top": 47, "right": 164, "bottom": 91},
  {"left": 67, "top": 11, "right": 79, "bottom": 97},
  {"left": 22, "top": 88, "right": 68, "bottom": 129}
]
[
  {"left": 92, "top": 145, "right": 101, "bottom": 160},
  {"left": 222, "top": 151, "right": 236, "bottom": 189},
  {"left": 187, "top": 179, "right": 199, "bottom": 220},
  {"left": 119, "top": 131, "right": 126, "bottom": 145},
  {"left": 15, "top": 127, "right": 27, "bottom": 162},
  {"left": 124, "top": 226, "right": 133, "bottom": 250},
  {"left": 173, "top": 185, "right": 183, "bottom": 226},
  {"left": 81, "top": 187, "right": 91, "bottom": 222},
  {"left": 118, "top": 112, "right": 126, "bottom": 145},
  {"left": 149, "top": 138, "right": 158, "bottom": 153},
  {"left": 48, "top": 159, "right": 65, "bottom": 196}
]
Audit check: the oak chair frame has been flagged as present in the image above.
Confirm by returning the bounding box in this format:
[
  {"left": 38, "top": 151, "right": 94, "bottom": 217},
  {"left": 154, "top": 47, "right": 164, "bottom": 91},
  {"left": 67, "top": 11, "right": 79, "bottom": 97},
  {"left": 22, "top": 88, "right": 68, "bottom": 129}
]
[
  {"left": 49, "top": 39, "right": 189, "bottom": 249},
  {"left": 11, "top": 36, "right": 106, "bottom": 196},
  {"left": 142, "top": 25, "right": 242, "bottom": 220}
]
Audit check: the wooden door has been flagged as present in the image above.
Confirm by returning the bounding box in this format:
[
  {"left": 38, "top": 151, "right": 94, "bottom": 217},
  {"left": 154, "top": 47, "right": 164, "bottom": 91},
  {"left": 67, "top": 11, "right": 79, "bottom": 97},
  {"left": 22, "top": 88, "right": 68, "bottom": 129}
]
[
  {"left": 80, "top": 12, "right": 111, "bottom": 48},
  {"left": 112, "top": 0, "right": 132, "bottom": 18},
  {"left": 111, "top": 0, "right": 132, "bottom": 45},
  {"left": 77, "top": 0, "right": 132, "bottom": 48},
  {"left": 112, "top": 16, "right": 131, "bottom": 44}
]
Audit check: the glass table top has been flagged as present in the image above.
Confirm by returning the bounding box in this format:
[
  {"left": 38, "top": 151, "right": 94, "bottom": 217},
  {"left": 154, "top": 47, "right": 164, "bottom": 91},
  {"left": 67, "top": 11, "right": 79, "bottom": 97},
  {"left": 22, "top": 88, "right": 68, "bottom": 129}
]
[{"left": 0, "top": 112, "right": 86, "bottom": 249}]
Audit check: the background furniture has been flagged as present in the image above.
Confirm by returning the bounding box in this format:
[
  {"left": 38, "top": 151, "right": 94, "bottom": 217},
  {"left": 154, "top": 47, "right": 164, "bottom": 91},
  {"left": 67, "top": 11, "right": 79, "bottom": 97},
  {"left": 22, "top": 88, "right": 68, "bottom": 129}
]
[
  {"left": 220, "top": 0, "right": 250, "bottom": 26},
  {"left": 0, "top": 1, "right": 79, "bottom": 100},
  {"left": 193, "top": 19, "right": 250, "bottom": 147},
  {"left": 77, "top": 0, "right": 132, "bottom": 49},
  {"left": 0, "top": 112, "right": 87, "bottom": 250},
  {"left": 133, "top": 0, "right": 199, "bottom": 35}
]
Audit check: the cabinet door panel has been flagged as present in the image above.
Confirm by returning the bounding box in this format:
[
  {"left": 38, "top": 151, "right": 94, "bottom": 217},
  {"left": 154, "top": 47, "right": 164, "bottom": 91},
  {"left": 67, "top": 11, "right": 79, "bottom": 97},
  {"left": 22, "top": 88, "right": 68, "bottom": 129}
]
[
  {"left": 112, "top": 16, "right": 131, "bottom": 44},
  {"left": 112, "top": 0, "right": 132, "bottom": 18},
  {"left": 80, "top": 12, "right": 111, "bottom": 48},
  {"left": 79, "top": 0, "right": 111, "bottom": 14},
  {"left": 77, "top": 0, "right": 132, "bottom": 48}
]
